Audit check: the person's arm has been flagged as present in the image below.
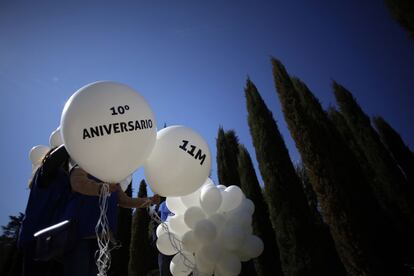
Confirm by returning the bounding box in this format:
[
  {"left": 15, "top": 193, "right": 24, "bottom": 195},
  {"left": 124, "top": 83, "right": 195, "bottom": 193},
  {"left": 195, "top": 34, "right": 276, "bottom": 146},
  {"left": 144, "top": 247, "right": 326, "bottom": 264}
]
[
  {"left": 70, "top": 167, "right": 124, "bottom": 196},
  {"left": 118, "top": 190, "right": 160, "bottom": 208},
  {"left": 70, "top": 168, "right": 101, "bottom": 196}
]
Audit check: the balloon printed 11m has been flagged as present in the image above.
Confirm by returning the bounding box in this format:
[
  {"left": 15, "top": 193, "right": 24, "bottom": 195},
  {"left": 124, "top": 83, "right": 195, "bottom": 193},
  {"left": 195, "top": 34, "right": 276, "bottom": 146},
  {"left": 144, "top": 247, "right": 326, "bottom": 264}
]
[
  {"left": 144, "top": 125, "right": 212, "bottom": 197},
  {"left": 156, "top": 179, "right": 264, "bottom": 276}
]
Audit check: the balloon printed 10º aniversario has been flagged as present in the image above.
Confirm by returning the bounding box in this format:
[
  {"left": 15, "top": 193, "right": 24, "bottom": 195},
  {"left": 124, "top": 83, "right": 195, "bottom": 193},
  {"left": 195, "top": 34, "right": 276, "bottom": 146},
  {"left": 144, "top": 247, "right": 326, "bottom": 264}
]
[{"left": 61, "top": 81, "right": 157, "bottom": 183}]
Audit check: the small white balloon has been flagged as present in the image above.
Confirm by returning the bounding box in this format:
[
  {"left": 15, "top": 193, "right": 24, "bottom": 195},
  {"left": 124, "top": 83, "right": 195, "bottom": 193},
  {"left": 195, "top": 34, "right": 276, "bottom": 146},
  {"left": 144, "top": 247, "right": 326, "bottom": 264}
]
[
  {"left": 49, "top": 127, "right": 63, "bottom": 148},
  {"left": 170, "top": 251, "right": 195, "bottom": 276},
  {"left": 169, "top": 215, "right": 190, "bottom": 237},
  {"left": 166, "top": 197, "right": 187, "bottom": 215},
  {"left": 29, "top": 145, "right": 50, "bottom": 165},
  {"left": 240, "top": 235, "right": 264, "bottom": 259},
  {"left": 215, "top": 251, "right": 241, "bottom": 276},
  {"left": 219, "top": 225, "right": 247, "bottom": 251},
  {"left": 200, "top": 185, "right": 222, "bottom": 214},
  {"left": 195, "top": 252, "right": 215, "bottom": 275},
  {"left": 156, "top": 232, "right": 179, "bottom": 256},
  {"left": 197, "top": 242, "right": 222, "bottom": 265},
  {"left": 184, "top": 206, "right": 206, "bottom": 229},
  {"left": 181, "top": 230, "right": 201, "bottom": 253},
  {"left": 207, "top": 213, "right": 226, "bottom": 233},
  {"left": 156, "top": 222, "right": 170, "bottom": 238},
  {"left": 193, "top": 219, "right": 217, "bottom": 245},
  {"left": 217, "top": 185, "right": 226, "bottom": 191},
  {"left": 220, "top": 186, "right": 244, "bottom": 212},
  {"left": 144, "top": 125, "right": 211, "bottom": 197}
]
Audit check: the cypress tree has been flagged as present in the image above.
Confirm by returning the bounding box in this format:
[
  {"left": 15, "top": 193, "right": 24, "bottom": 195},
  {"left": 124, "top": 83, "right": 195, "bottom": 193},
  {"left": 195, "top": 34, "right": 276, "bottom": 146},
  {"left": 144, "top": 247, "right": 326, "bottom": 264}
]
[
  {"left": 295, "top": 163, "right": 323, "bottom": 226},
  {"left": 237, "top": 144, "right": 283, "bottom": 276},
  {"left": 327, "top": 107, "right": 376, "bottom": 183},
  {"left": 272, "top": 57, "right": 402, "bottom": 275},
  {"left": 373, "top": 116, "right": 414, "bottom": 186},
  {"left": 245, "top": 78, "right": 330, "bottom": 276},
  {"left": 295, "top": 163, "right": 347, "bottom": 276},
  {"left": 110, "top": 182, "right": 133, "bottom": 276},
  {"left": 216, "top": 127, "right": 241, "bottom": 186},
  {"left": 333, "top": 82, "right": 414, "bottom": 232},
  {"left": 385, "top": 0, "right": 414, "bottom": 39},
  {"left": 129, "top": 180, "right": 151, "bottom": 276}
]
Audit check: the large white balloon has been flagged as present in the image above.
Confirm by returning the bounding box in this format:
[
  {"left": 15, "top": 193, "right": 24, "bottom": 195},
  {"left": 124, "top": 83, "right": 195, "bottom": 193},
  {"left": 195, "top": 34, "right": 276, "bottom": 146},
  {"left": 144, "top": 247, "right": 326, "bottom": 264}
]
[
  {"left": 144, "top": 126, "right": 211, "bottom": 197},
  {"left": 61, "top": 81, "right": 156, "bottom": 183},
  {"left": 49, "top": 127, "right": 63, "bottom": 148},
  {"left": 29, "top": 145, "right": 50, "bottom": 165},
  {"left": 170, "top": 251, "right": 195, "bottom": 276},
  {"left": 180, "top": 185, "right": 202, "bottom": 208}
]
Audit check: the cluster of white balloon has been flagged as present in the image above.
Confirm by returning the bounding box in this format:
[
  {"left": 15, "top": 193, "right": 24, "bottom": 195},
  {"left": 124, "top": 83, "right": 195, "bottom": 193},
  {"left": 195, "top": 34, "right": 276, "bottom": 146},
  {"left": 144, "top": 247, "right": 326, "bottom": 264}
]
[
  {"left": 28, "top": 81, "right": 263, "bottom": 275},
  {"left": 156, "top": 179, "right": 264, "bottom": 276}
]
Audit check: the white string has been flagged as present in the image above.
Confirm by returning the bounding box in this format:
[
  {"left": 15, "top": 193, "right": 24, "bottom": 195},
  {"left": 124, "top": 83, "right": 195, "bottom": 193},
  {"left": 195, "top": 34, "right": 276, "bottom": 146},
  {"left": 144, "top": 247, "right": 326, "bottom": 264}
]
[
  {"left": 150, "top": 209, "right": 198, "bottom": 275},
  {"left": 95, "top": 183, "right": 119, "bottom": 276}
]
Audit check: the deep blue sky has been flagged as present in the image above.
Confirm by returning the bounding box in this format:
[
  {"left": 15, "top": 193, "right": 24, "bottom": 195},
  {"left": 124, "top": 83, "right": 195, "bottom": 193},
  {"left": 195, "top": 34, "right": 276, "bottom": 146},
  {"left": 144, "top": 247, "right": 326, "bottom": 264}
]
[{"left": 1, "top": 1, "right": 413, "bottom": 228}]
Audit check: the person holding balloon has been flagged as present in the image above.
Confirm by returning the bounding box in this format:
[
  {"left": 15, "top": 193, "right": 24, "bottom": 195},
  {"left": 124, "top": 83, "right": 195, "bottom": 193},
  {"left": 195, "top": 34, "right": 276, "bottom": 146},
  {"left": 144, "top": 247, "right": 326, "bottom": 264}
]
[{"left": 62, "top": 166, "right": 160, "bottom": 276}]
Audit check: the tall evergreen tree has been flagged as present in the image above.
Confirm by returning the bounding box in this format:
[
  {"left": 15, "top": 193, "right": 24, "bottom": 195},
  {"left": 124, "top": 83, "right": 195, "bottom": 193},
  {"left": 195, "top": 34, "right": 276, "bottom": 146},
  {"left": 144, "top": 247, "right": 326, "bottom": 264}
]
[
  {"left": 295, "top": 164, "right": 323, "bottom": 226},
  {"left": 245, "top": 78, "right": 331, "bottom": 276},
  {"left": 333, "top": 82, "right": 414, "bottom": 232},
  {"left": 129, "top": 180, "right": 152, "bottom": 276},
  {"left": 216, "top": 127, "right": 241, "bottom": 186},
  {"left": 295, "top": 163, "right": 347, "bottom": 276},
  {"left": 237, "top": 144, "right": 283, "bottom": 276},
  {"left": 385, "top": 0, "right": 414, "bottom": 39},
  {"left": 272, "top": 57, "right": 402, "bottom": 275},
  {"left": 373, "top": 116, "right": 414, "bottom": 186},
  {"left": 327, "top": 107, "right": 376, "bottom": 183},
  {"left": 110, "top": 183, "right": 133, "bottom": 276}
]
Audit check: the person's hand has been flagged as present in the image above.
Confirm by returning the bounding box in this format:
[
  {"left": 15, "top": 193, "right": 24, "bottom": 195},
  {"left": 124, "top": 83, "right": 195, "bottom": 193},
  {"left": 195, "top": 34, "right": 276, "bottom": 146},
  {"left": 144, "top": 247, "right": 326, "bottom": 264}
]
[
  {"left": 108, "top": 183, "right": 121, "bottom": 193},
  {"left": 150, "top": 194, "right": 161, "bottom": 205}
]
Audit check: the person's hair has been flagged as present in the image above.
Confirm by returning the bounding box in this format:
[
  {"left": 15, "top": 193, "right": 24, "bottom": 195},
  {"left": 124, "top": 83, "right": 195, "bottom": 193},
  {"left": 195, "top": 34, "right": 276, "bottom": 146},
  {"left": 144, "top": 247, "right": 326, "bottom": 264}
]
[{"left": 28, "top": 147, "right": 63, "bottom": 188}]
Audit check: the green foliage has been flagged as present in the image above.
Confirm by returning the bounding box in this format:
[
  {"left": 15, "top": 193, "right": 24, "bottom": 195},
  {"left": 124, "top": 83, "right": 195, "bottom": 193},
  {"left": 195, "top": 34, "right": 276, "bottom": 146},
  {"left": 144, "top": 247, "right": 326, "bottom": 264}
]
[
  {"left": 373, "top": 116, "right": 414, "bottom": 186},
  {"left": 216, "top": 127, "right": 241, "bottom": 186},
  {"left": 128, "top": 180, "right": 152, "bottom": 276},
  {"left": 245, "top": 77, "right": 330, "bottom": 275},
  {"left": 0, "top": 213, "right": 24, "bottom": 242},
  {"left": 272, "top": 57, "right": 400, "bottom": 275},
  {"left": 385, "top": 0, "right": 414, "bottom": 39},
  {"left": 237, "top": 144, "right": 283, "bottom": 276},
  {"left": 110, "top": 183, "right": 133, "bottom": 276},
  {"left": 333, "top": 82, "right": 414, "bottom": 233}
]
